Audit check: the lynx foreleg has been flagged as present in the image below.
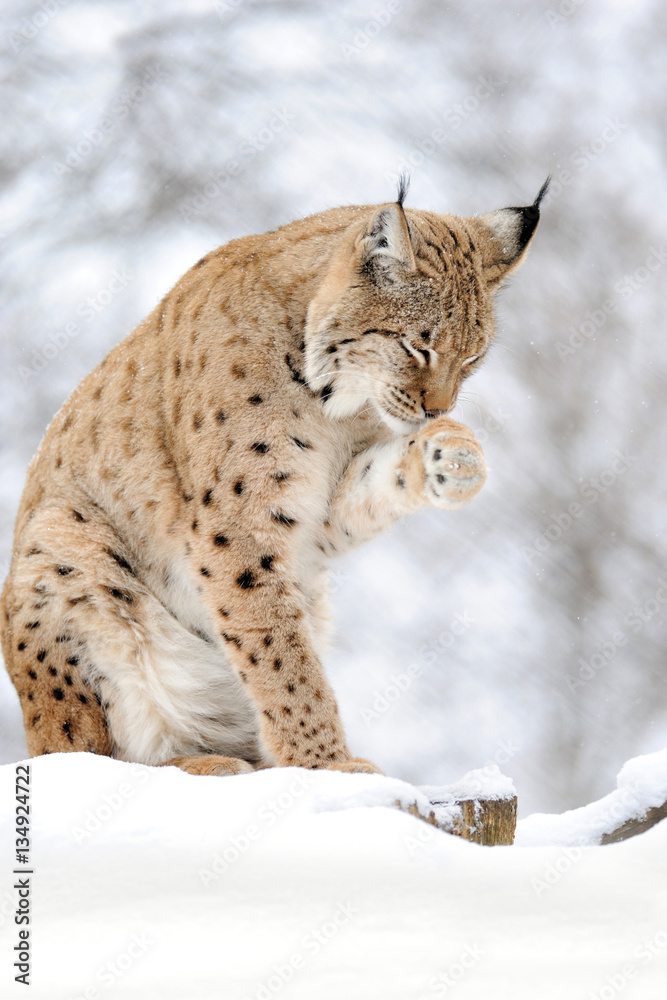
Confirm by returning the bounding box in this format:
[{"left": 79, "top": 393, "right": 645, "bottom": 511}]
[{"left": 323, "top": 417, "right": 487, "bottom": 553}]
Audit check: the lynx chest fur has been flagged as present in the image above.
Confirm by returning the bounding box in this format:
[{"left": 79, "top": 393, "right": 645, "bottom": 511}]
[{"left": 2, "top": 184, "right": 546, "bottom": 776}]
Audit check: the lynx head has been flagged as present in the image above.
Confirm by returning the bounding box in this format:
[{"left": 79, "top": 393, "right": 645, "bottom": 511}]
[{"left": 304, "top": 178, "right": 549, "bottom": 433}]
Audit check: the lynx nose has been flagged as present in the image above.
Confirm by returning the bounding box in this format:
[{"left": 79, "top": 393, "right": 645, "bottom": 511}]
[{"left": 422, "top": 387, "right": 453, "bottom": 416}]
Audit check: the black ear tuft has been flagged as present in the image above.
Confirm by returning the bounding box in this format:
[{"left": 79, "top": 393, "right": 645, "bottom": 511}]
[
  {"left": 508, "top": 175, "right": 551, "bottom": 250},
  {"left": 396, "top": 172, "right": 410, "bottom": 208},
  {"left": 534, "top": 175, "right": 551, "bottom": 209},
  {"left": 474, "top": 178, "right": 550, "bottom": 286}
]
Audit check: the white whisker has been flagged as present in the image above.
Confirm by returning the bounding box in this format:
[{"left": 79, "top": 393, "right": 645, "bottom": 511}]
[{"left": 493, "top": 342, "right": 518, "bottom": 357}]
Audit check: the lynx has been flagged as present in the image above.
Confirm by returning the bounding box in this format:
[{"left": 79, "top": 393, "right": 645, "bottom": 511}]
[{"left": 1, "top": 180, "right": 547, "bottom": 776}]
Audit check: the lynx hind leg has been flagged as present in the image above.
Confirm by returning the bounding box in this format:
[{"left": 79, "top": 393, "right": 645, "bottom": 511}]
[
  {"left": 2, "top": 566, "right": 111, "bottom": 758},
  {"left": 161, "top": 755, "right": 255, "bottom": 776},
  {"left": 0, "top": 501, "right": 147, "bottom": 758},
  {"left": 3, "top": 503, "right": 267, "bottom": 768}
]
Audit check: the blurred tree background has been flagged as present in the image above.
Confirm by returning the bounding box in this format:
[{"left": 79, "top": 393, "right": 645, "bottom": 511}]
[{"left": 1, "top": 0, "right": 666, "bottom": 814}]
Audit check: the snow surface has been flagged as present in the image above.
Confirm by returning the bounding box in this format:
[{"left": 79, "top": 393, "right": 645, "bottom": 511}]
[{"left": 1, "top": 753, "right": 666, "bottom": 999}]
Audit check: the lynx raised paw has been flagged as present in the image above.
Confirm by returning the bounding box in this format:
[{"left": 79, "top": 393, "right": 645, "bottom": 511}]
[{"left": 406, "top": 417, "right": 486, "bottom": 509}]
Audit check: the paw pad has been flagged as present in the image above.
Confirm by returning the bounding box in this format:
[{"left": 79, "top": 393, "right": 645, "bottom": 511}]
[{"left": 420, "top": 432, "right": 486, "bottom": 508}]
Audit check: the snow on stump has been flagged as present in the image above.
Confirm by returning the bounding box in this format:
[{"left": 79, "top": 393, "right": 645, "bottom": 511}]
[{"left": 399, "top": 765, "right": 518, "bottom": 846}]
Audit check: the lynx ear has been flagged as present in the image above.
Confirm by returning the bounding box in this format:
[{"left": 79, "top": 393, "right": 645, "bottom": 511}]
[
  {"left": 359, "top": 203, "right": 416, "bottom": 281},
  {"left": 473, "top": 177, "right": 550, "bottom": 287}
]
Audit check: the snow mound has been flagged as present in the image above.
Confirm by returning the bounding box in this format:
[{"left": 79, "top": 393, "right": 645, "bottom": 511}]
[
  {"left": 1, "top": 753, "right": 667, "bottom": 999},
  {"left": 516, "top": 749, "right": 667, "bottom": 847}
]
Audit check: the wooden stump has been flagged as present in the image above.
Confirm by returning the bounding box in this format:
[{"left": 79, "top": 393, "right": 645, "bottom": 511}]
[
  {"left": 456, "top": 796, "right": 518, "bottom": 845},
  {"left": 601, "top": 798, "right": 667, "bottom": 845},
  {"left": 398, "top": 794, "right": 518, "bottom": 846}
]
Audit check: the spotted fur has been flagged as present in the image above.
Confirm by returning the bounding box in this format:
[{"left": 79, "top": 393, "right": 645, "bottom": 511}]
[{"left": 1, "top": 184, "right": 546, "bottom": 774}]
